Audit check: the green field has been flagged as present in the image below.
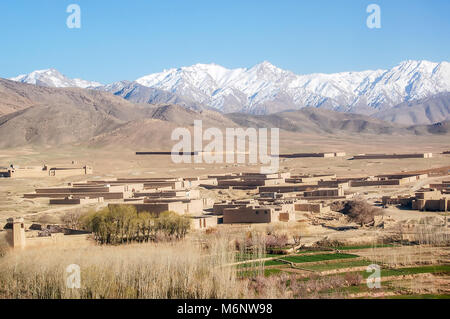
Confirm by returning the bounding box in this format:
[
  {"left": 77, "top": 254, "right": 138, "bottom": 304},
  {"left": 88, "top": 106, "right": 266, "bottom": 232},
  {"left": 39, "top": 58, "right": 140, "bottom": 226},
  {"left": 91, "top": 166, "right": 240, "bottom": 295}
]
[
  {"left": 235, "top": 253, "right": 279, "bottom": 262},
  {"left": 237, "top": 268, "right": 282, "bottom": 278},
  {"left": 234, "top": 246, "right": 450, "bottom": 299},
  {"left": 361, "top": 264, "right": 450, "bottom": 278},
  {"left": 280, "top": 253, "right": 359, "bottom": 264},
  {"left": 237, "top": 259, "right": 286, "bottom": 268},
  {"left": 237, "top": 252, "right": 360, "bottom": 269},
  {"left": 384, "top": 294, "right": 450, "bottom": 299},
  {"left": 301, "top": 259, "right": 374, "bottom": 272},
  {"left": 295, "top": 249, "right": 333, "bottom": 254},
  {"left": 335, "top": 244, "right": 397, "bottom": 250}
]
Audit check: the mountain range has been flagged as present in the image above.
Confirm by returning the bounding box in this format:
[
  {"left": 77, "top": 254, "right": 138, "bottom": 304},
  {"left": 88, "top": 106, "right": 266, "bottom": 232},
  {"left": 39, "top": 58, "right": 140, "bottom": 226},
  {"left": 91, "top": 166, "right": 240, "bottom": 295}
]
[
  {"left": 8, "top": 60, "right": 450, "bottom": 119},
  {"left": 0, "top": 78, "right": 448, "bottom": 149},
  {"left": 11, "top": 69, "right": 102, "bottom": 89},
  {"left": 1, "top": 60, "right": 449, "bottom": 149}
]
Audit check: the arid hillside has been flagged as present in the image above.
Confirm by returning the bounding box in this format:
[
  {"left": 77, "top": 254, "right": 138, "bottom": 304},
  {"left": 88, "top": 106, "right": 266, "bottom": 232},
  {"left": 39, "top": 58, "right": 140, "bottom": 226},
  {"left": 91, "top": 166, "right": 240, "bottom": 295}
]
[
  {"left": 373, "top": 93, "right": 450, "bottom": 126},
  {"left": 0, "top": 78, "right": 449, "bottom": 149}
]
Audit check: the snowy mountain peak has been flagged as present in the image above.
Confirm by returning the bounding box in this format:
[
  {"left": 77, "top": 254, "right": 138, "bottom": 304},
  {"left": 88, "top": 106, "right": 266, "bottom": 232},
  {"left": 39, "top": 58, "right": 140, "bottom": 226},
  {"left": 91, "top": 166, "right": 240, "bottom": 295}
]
[
  {"left": 129, "top": 59, "right": 450, "bottom": 114},
  {"left": 9, "top": 60, "right": 450, "bottom": 115},
  {"left": 253, "top": 61, "right": 280, "bottom": 71},
  {"left": 10, "top": 69, "right": 102, "bottom": 88}
]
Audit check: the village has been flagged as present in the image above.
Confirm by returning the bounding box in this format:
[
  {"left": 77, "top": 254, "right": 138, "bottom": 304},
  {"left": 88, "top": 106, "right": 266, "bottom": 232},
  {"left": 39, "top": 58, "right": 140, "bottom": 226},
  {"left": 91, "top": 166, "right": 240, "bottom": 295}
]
[
  {"left": 1, "top": 148, "right": 449, "bottom": 299},
  {"left": 1, "top": 151, "right": 449, "bottom": 250}
]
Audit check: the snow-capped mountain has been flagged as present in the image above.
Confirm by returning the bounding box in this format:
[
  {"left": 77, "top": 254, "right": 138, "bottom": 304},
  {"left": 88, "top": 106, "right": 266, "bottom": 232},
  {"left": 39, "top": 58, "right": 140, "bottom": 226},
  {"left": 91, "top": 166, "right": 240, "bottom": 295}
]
[
  {"left": 10, "top": 69, "right": 102, "bottom": 88},
  {"left": 131, "top": 60, "right": 450, "bottom": 114},
  {"left": 10, "top": 60, "right": 450, "bottom": 115}
]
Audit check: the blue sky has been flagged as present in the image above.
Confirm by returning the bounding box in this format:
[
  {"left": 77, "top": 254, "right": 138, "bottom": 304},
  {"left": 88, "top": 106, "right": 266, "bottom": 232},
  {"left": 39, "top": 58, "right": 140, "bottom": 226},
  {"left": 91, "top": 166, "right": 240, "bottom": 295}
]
[{"left": 1, "top": 0, "right": 449, "bottom": 84}]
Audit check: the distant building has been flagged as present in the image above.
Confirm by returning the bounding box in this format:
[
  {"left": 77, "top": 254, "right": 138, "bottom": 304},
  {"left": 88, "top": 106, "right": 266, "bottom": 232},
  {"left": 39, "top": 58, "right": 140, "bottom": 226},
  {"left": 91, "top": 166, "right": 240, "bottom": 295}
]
[{"left": 222, "top": 205, "right": 295, "bottom": 224}]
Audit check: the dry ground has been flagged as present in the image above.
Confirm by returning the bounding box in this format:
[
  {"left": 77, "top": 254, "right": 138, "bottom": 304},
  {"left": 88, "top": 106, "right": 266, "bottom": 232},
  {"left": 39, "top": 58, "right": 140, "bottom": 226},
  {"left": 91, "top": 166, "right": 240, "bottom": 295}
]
[{"left": 0, "top": 134, "right": 449, "bottom": 242}]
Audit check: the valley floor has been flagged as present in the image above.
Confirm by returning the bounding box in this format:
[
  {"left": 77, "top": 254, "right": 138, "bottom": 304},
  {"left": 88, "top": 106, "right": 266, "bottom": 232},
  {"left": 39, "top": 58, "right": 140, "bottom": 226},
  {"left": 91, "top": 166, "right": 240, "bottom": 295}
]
[{"left": 0, "top": 135, "right": 449, "bottom": 299}]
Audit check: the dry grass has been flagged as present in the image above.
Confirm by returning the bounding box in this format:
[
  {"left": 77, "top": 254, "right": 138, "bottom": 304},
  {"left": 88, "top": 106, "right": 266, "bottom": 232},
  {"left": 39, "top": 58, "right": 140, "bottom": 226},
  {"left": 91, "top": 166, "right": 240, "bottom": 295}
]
[
  {"left": 356, "top": 245, "right": 447, "bottom": 267},
  {"left": 0, "top": 236, "right": 248, "bottom": 299},
  {"left": 245, "top": 273, "right": 363, "bottom": 299},
  {"left": 0, "top": 232, "right": 9, "bottom": 257}
]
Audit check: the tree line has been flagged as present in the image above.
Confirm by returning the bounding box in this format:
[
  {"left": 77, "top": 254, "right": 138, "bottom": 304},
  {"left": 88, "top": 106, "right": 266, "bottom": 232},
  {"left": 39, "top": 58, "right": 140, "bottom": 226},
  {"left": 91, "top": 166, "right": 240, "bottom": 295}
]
[{"left": 81, "top": 205, "right": 191, "bottom": 244}]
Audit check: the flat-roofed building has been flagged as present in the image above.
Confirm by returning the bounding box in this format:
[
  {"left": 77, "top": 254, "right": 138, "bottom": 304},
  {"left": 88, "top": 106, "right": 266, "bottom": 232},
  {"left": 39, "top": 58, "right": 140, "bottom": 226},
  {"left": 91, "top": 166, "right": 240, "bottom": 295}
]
[{"left": 223, "top": 204, "right": 295, "bottom": 224}]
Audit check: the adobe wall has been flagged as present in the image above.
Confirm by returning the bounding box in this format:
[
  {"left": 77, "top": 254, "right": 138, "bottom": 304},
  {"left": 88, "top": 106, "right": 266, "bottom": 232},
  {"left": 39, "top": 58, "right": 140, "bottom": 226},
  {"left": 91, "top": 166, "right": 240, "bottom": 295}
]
[
  {"left": 278, "top": 211, "right": 295, "bottom": 222},
  {"left": 295, "top": 203, "right": 330, "bottom": 213},
  {"left": 110, "top": 202, "right": 188, "bottom": 215},
  {"left": 144, "top": 181, "right": 183, "bottom": 189},
  {"left": 353, "top": 153, "right": 432, "bottom": 160},
  {"left": 350, "top": 180, "right": 400, "bottom": 187},
  {"left": 0, "top": 170, "right": 11, "bottom": 177},
  {"left": 241, "top": 173, "right": 280, "bottom": 179},
  {"left": 10, "top": 167, "right": 48, "bottom": 178},
  {"left": 287, "top": 174, "right": 336, "bottom": 184},
  {"left": 115, "top": 178, "right": 181, "bottom": 183},
  {"left": 213, "top": 202, "right": 252, "bottom": 215},
  {"left": 413, "top": 198, "right": 449, "bottom": 211},
  {"left": 50, "top": 168, "right": 88, "bottom": 177},
  {"left": 6, "top": 222, "right": 92, "bottom": 250},
  {"left": 25, "top": 192, "right": 127, "bottom": 199},
  {"left": 217, "top": 178, "right": 284, "bottom": 187},
  {"left": 415, "top": 190, "right": 443, "bottom": 200},
  {"left": 317, "top": 181, "right": 349, "bottom": 188},
  {"left": 197, "top": 178, "right": 218, "bottom": 186},
  {"left": 259, "top": 184, "right": 319, "bottom": 193},
  {"left": 35, "top": 187, "right": 112, "bottom": 194},
  {"left": 49, "top": 197, "right": 104, "bottom": 205},
  {"left": 208, "top": 174, "right": 239, "bottom": 180},
  {"left": 223, "top": 207, "right": 273, "bottom": 224},
  {"left": 191, "top": 216, "right": 218, "bottom": 230},
  {"left": 143, "top": 189, "right": 200, "bottom": 199},
  {"left": 11, "top": 166, "right": 92, "bottom": 178},
  {"left": 202, "top": 198, "right": 215, "bottom": 209},
  {"left": 25, "top": 234, "right": 92, "bottom": 249},
  {"left": 279, "top": 152, "right": 336, "bottom": 158},
  {"left": 184, "top": 179, "right": 218, "bottom": 187},
  {"left": 303, "top": 188, "right": 343, "bottom": 197},
  {"left": 187, "top": 199, "right": 204, "bottom": 214},
  {"left": 429, "top": 183, "right": 450, "bottom": 190}
]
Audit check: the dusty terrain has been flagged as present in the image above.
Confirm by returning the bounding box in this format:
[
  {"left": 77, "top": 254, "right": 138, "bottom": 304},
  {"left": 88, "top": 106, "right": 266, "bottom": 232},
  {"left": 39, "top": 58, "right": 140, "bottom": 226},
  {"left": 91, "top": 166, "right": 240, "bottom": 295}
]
[
  {"left": 0, "top": 134, "right": 449, "bottom": 299},
  {"left": 1, "top": 134, "right": 449, "bottom": 228}
]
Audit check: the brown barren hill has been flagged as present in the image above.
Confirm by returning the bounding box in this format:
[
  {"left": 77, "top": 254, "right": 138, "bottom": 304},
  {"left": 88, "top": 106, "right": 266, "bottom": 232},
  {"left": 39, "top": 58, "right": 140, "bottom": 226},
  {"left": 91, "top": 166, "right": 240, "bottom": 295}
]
[
  {"left": 87, "top": 105, "right": 237, "bottom": 149},
  {"left": 373, "top": 93, "right": 450, "bottom": 126},
  {"left": 226, "top": 107, "right": 408, "bottom": 135},
  {"left": 0, "top": 78, "right": 449, "bottom": 150},
  {"left": 0, "top": 78, "right": 156, "bottom": 148}
]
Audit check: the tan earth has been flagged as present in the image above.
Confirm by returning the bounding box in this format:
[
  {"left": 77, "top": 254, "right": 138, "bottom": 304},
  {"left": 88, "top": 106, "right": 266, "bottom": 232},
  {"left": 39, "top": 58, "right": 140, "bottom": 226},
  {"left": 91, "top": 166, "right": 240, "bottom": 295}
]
[{"left": 0, "top": 133, "right": 449, "bottom": 246}]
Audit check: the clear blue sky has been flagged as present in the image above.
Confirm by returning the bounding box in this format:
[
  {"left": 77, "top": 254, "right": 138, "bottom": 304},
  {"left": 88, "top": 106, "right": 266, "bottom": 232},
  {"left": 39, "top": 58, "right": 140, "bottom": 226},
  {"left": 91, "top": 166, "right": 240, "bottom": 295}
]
[{"left": 1, "top": 0, "right": 449, "bottom": 84}]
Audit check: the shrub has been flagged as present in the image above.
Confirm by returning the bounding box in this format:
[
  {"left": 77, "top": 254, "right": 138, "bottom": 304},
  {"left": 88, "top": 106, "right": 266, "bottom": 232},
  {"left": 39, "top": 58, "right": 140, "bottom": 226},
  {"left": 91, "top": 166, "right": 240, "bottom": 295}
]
[
  {"left": 313, "top": 238, "right": 345, "bottom": 248},
  {"left": 339, "top": 198, "right": 383, "bottom": 226},
  {"left": 62, "top": 209, "right": 84, "bottom": 230},
  {"left": 81, "top": 205, "right": 190, "bottom": 245},
  {"left": 343, "top": 272, "right": 363, "bottom": 286},
  {"left": 154, "top": 211, "right": 191, "bottom": 240},
  {"left": 264, "top": 233, "right": 288, "bottom": 248}
]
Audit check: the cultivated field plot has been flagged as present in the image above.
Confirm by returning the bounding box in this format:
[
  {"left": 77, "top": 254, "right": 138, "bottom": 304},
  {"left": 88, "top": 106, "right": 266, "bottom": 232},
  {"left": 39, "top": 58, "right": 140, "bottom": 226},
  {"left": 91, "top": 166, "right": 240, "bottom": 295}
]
[{"left": 236, "top": 245, "right": 450, "bottom": 298}]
